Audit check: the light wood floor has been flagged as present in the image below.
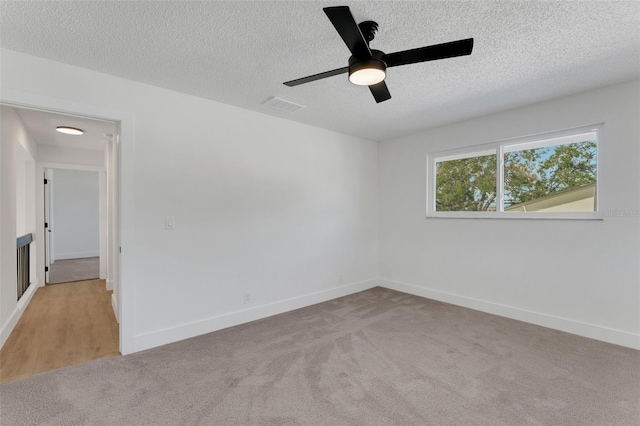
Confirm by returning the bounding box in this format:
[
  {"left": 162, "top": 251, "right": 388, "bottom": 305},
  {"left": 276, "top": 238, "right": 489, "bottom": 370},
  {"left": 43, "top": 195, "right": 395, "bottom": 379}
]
[{"left": 0, "top": 279, "right": 119, "bottom": 384}]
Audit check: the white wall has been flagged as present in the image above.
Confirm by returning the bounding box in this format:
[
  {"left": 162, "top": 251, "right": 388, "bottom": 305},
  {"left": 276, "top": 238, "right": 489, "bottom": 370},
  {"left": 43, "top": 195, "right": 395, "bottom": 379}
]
[
  {"left": 49, "top": 169, "right": 100, "bottom": 261},
  {"left": 1, "top": 49, "right": 379, "bottom": 353},
  {"left": 5, "top": 48, "right": 634, "bottom": 353},
  {"left": 18, "top": 145, "right": 36, "bottom": 281},
  {"left": 38, "top": 144, "right": 104, "bottom": 167},
  {"left": 0, "top": 106, "right": 38, "bottom": 348},
  {"left": 15, "top": 145, "right": 27, "bottom": 235},
  {"left": 378, "top": 80, "right": 640, "bottom": 349}
]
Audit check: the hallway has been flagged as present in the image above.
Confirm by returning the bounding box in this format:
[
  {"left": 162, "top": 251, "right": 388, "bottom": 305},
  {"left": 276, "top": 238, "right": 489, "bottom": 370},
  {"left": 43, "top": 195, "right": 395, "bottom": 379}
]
[{"left": 0, "top": 279, "right": 119, "bottom": 383}]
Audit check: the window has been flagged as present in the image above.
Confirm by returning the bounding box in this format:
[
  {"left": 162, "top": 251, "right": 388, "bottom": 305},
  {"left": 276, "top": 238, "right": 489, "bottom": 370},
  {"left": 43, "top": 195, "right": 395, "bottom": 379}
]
[
  {"left": 427, "top": 125, "right": 600, "bottom": 219},
  {"left": 435, "top": 150, "right": 497, "bottom": 212}
]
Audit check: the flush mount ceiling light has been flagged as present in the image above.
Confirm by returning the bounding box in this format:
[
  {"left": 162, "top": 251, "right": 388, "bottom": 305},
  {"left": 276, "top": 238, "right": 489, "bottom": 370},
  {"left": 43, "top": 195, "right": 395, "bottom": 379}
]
[{"left": 56, "top": 126, "right": 84, "bottom": 135}]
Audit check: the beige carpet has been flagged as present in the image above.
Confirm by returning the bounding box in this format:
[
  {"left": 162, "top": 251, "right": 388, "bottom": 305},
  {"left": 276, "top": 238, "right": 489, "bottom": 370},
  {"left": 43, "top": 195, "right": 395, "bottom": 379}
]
[
  {"left": 48, "top": 257, "right": 99, "bottom": 284},
  {"left": 0, "top": 287, "right": 638, "bottom": 425}
]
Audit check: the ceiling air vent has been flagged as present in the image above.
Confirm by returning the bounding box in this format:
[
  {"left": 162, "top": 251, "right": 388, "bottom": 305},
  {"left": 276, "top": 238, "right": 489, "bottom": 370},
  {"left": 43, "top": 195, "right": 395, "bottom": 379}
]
[{"left": 262, "top": 97, "right": 305, "bottom": 113}]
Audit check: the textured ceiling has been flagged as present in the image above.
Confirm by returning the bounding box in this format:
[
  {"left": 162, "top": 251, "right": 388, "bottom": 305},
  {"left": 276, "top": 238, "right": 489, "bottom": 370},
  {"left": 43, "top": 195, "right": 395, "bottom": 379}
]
[
  {"left": 14, "top": 107, "right": 115, "bottom": 151},
  {"left": 1, "top": 1, "right": 639, "bottom": 141}
]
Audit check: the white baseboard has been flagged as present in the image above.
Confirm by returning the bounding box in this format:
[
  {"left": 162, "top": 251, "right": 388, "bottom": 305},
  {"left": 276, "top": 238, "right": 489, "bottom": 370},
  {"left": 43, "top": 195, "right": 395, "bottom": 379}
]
[
  {"left": 134, "top": 279, "right": 378, "bottom": 352},
  {"left": 111, "top": 293, "right": 119, "bottom": 324},
  {"left": 106, "top": 279, "right": 113, "bottom": 291},
  {"left": 379, "top": 278, "right": 640, "bottom": 350},
  {"left": 0, "top": 280, "right": 39, "bottom": 349},
  {"left": 53, "top": 251, "right": 100, "bottom": 261}
]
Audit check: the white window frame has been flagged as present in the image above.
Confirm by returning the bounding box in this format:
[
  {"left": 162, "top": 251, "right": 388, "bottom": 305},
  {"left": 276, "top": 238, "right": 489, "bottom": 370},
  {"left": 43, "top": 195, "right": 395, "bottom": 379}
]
[{"left": 426, "top": 124, "right": 603, "bottom": 220}]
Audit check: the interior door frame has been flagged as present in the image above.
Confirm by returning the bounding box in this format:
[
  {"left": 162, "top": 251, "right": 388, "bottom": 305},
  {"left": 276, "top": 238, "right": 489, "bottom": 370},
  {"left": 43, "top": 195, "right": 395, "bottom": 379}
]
[
  {"left": 0, "top": 88, "right": 136, "bottom": 355},
  {"left": 41, "top": 165, "right": 106, "bottom": 285},
  {"left": 44, "top": 169, "right": 51, "bottom": 283}
]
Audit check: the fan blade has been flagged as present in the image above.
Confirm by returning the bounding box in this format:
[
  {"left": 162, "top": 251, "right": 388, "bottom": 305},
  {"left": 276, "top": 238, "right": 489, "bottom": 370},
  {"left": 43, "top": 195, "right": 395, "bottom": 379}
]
[
  {"left": 283, "top": 67, "right": 349, "bottom": 87},
  {"left": 384, "top": 38, "right": 474, "bottom": 68},
  {"left": 369, "top": 81, "right": 391, "bottom": 103},
  {"left": 323, "top": 6, "right": 371, "bottom": 59}
]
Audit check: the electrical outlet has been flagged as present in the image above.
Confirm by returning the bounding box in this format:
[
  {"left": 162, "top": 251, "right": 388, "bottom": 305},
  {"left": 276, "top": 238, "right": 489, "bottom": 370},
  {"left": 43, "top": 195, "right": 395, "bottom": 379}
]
[
  {"left": 165, "top": 216, "right": 175, "bottom": 230},
  {"left": 243, "top": 291, "right": 252, "bottom": 304}
]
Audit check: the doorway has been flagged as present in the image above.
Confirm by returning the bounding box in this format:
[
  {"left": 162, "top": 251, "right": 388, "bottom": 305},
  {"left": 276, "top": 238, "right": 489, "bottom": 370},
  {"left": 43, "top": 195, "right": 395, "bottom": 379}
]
[
  {"left": 0, "top": 103, "right": 124, "bottom": 382},
  {"left": 44, "top": 168, "right": 103, "bottom": 285},
  {"left": 0, "top": 89, "right": 134, "bottom": 356}
]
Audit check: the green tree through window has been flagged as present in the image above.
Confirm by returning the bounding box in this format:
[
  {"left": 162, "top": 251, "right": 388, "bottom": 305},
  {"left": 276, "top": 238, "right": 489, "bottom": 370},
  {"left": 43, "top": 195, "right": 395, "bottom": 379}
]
[
  {"left": 504, "top": 141, "right": 596, "bottom": 208},
  {"left": 433, "top": 132, "right": 598, "bottom": 214},
  {"left": 436, "top": 154, "right": 497, "bottom": 211}
]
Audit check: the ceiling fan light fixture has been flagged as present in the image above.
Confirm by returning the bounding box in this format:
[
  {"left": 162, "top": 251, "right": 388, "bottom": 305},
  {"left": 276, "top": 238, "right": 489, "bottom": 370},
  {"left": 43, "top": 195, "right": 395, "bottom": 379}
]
[
  {"left": 348, "top": 59, "right": 386, "bottom": 86},
  {"left": 283, "top": 6, "right": 474, "bottom": 103},
  {"left": 56, "top": 126, "right": 84, "bottom": 135}
]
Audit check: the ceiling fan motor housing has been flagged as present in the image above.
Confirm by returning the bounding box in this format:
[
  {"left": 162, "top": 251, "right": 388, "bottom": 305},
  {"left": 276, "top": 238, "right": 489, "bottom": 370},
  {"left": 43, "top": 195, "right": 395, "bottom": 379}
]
[{"left": 358, "top": 20, "right": 379, "bottom": 44}]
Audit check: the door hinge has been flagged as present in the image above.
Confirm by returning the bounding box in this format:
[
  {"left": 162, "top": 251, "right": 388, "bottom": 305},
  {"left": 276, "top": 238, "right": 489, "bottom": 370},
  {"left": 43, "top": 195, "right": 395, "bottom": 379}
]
[
  {"left": 45, "top": 222, "right": 48, "bottom": 228},
  {"left": 45, "top": 266, "right": 49, "bottom": 272},
  {"left": 44, "top": 178, "right": 48, "bottom": 184},
  {"left": 119, "top": 247, "right": 122, "bottom": 254}
]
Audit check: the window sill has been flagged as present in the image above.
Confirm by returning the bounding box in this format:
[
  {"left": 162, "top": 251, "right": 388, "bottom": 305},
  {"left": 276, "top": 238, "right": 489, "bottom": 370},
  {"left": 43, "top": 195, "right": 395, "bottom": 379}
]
[{"left": 426, "top": 212, "right": 604, "bottom": 220}]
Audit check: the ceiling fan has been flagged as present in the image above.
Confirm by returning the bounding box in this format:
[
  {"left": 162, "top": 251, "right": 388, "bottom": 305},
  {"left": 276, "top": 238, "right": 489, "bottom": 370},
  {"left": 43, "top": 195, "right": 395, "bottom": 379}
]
[{"left": 283, "top": 6, "right": 474, "bottom": 103}]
